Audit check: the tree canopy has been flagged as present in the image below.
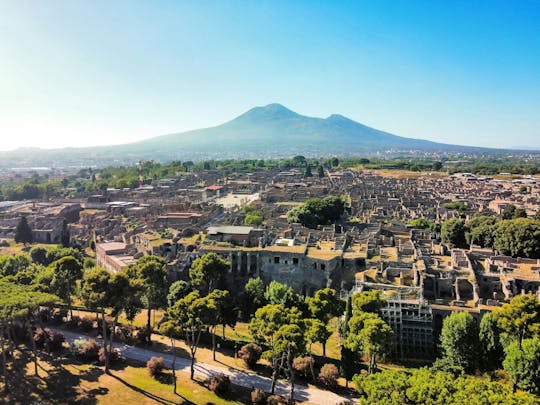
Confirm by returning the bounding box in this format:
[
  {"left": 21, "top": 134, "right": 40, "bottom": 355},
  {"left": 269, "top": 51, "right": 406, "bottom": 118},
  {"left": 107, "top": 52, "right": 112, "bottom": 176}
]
[{"left": 286, "top": 196, "right": 345, "bottom": 228}]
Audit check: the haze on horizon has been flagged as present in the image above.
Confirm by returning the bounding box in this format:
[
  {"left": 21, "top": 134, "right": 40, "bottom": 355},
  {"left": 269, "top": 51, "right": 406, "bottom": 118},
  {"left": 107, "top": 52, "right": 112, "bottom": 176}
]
[{"left": 1, "top": 0, "right": 539, "bottom": 152}]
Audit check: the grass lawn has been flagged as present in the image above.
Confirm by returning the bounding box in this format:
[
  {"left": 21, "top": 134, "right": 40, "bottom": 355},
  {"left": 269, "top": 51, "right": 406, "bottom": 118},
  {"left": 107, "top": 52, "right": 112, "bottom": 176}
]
[
  {"left": 0, "top": 239, "right": 56, "bottom": 255},
  {"left": 3, "top": 349, "right": 249, "bottom": 405}
]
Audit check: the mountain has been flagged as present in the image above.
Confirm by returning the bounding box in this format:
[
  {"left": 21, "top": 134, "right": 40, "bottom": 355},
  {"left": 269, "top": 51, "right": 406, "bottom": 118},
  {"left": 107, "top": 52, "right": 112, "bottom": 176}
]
[
  {"left": 0, "top": 103, "right": 502, "bottom": 168},
  {"left": 131, "top": 103, "right": 484, "bottom": 156}
]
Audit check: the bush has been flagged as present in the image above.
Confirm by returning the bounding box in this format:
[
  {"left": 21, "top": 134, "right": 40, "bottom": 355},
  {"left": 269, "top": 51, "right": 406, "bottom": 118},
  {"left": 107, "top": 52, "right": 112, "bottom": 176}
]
[
  {"left": 251, "top": 388, "right": 267, "bottom": 404},
  {"left": 238, "top": 343, "right": 263, "bottom": 369},
  {"left": 34, "top": 328, "right": 50, "bottom": 349},
  {"left": 147, "top": 356, "right": 165, "bottom": 378},
  {"left": 114, "top": 325, "right": 133, "bottom": 343},
  {"left": 77, "top": 316, "right": 95, "bottom": 332},
  {"left": 99, "top": 347, "right": 120, "bottom": 364},
  {"left": 70, "top": 338, "right": 87, "bottom": 356},
  {"left": 293, "top": 356, "right": 314, "bottom": 379},
  {"left": 46, "top": 331, "right": 66, "bottom": 352},
  {"left": 136, "top": 326, "right": 151, "bottom": 344},
  {"left": 36, "top": 308, "right": 53, "bottom": 323},
  {"left": 208, "top": 373, "right": 231, "bottom": 396},
  {"left": 65, "top": 315, "right": 81, "bottom": 329},
  {"left": 266, "top": 394, "right": 287, "bottom": 405},
  {"left": 318, "top": 363, "right": 339, "bottom": 387},
  {"left": 78, "top": 339, "right": 100, "bottom": 361}
]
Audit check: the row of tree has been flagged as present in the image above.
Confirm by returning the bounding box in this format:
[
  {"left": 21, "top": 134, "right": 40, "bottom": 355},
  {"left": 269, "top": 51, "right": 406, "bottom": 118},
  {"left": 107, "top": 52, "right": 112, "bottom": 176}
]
[
  {"left": 438, "top": 294, "right": 540, "bottom": 394},
  {"left": 441, "top": 215, "right": 540, "bottom": 258}
]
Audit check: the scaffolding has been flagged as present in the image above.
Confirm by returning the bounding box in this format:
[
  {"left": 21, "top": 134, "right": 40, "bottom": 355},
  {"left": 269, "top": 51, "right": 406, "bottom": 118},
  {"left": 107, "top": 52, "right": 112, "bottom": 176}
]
[{"left": 350, "top": 280, "right": 434, "bottom": 360}]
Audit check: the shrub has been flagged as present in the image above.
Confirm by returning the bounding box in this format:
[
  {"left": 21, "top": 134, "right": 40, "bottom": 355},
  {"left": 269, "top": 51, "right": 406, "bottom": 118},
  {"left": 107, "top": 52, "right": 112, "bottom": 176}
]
[
  {"left": 251, "top": 388, "right": 267, "bottom": 404},
  {"left": 70, "top": 338, "right": 87, "bottom": 356},
  {"left": 77, "top": 316, "right": 95, "bottom": 332},
  {"left": 78, "top": 339, "right": 100, "bottom": 361},
  {"left": 238, "top": 343, "right": 262, "bottom": 369},
  {"left": 136, "top": 326, "right": 151, "bottom": 344},
  {"left": 46, "top": 331, "right": 66, "bottom": 352},
  {"left": 114, "top": 325, "right": 133, "bottom": 343},
  {"left": 65, "top": 315, "right": 81, "bottom": 329},
  {"left": 36, "top": 308, "right": 53, "bottom": 323},
  {"left": 266, "top": 394, "right": 287, "bottom": 405},
  {"left": 147, "top": 356, "right": 165, "bottom": 378},
  {"left": 99, "top": 347, "right": 120, "bottom": 364},
  {"left": 34, "top": 328, "right": 50, "bottom": 349},
  {"left": 318, "top": 363, "right": 339, "bottom": 387},
  {"left": 208, "top": 373, "right": 231, "bottom": 396},
  {"left": 293, "top": 356, "right": 314, "bottom": 380}
]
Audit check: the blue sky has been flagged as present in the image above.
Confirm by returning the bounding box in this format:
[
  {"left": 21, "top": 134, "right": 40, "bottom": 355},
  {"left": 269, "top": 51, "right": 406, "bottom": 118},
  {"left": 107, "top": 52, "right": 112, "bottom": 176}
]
[{"left": 1, "top": 0, "right": 539, "bottom": 150}]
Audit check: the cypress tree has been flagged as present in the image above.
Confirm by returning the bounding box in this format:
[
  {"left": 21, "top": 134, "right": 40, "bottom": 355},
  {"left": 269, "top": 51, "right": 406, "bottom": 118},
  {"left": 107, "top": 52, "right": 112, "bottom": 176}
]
[
  {"left": 14, "top": 215, "right": 33, "bottom": 244},
  {"left": 60, "top": 219, "right": 70, "bottom": 247},
  {"left": 340, "top": 295, "right": 358, "bottom": 387}
]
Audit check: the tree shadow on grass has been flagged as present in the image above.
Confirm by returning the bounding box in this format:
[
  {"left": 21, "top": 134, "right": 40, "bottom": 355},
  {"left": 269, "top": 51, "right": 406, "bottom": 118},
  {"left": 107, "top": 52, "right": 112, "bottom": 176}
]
[
  {"left": 3, "top": 350, "right": 109, "bottom": 405},
  {"left": 109, "top": 371, "right": 193, "bottom": 405}
]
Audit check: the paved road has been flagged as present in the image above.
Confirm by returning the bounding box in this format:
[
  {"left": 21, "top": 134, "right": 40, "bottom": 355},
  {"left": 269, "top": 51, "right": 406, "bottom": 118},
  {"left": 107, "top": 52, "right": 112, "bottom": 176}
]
[{"left": 57, "top": 329, "right": 353, "bottom": 405}]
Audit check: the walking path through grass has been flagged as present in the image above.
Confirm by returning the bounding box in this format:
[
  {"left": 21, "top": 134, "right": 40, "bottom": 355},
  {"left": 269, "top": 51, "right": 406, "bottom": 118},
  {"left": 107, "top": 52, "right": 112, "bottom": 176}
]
[{"left": 56, "top": 328, "right": 354, "bottom": 405}]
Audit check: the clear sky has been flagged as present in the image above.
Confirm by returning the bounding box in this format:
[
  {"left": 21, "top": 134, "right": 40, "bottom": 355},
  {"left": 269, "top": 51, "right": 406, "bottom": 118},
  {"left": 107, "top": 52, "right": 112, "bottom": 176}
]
[{"left": 1, "top": 0, "right": 539, "bottom": 151}]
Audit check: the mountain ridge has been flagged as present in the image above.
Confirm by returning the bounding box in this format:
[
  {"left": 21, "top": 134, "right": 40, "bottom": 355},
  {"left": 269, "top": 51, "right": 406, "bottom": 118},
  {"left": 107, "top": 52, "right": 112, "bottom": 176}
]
[{"left": 0, "top": 103, "right": 509, "bottom": 167}]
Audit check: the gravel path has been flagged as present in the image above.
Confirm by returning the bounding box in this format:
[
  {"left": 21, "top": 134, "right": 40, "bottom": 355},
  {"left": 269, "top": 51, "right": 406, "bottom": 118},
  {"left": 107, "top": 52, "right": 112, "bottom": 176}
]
[{"left": 57, "top": 328, "right": 353, "bottom": 404}]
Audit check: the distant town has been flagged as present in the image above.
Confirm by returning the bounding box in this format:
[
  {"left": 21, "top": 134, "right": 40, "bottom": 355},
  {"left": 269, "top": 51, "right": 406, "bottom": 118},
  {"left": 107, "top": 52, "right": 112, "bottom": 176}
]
[{"left": 1, "top": 156, "right": 540, "bottom": 403}]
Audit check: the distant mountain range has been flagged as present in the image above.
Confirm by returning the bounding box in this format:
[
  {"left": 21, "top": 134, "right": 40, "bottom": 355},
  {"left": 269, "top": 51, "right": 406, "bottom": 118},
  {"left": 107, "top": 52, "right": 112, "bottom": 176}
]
[{"left": 0, "top": 103, "right": 515, "bottom": 168}]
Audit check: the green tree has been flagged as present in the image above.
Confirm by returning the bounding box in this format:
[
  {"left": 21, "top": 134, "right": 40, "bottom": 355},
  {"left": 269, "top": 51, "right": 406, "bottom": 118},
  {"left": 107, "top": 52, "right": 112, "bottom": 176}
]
[
  {"left": 167, "top": 291, "right": 215, "bottom": 379},
  {"left": 50, "top": 255, "right": 83, "bottom": 319},
  {"left": 249, "top": 304, "right": 302, "bottom": 394},
  {"left": 286, "top": 196, "right": 345, "bottom": 228},
  {"left": 129, "top": 256, "right": 168, "bottom": 344},
  {"left": 340, "top": 295, "right": 358, "bottom": 387},
  {"left": 0, "top": 254, "right": 32, "bottom": 277},
  {"left": 306, "top": 287, "right": 343, "bottom": 357},
  {"left": 493, "top": 219, "right": 540, "bottom": 259},
  {"left": 274, "top": 323, "right": 306, "bottom": 403},
  {"left": 304, "top": 319, "right": 332, "bottom": 356},
  {"left": 29, "top": 246, "right": 48, "bottom": 265},
  {"left": 167, "top": 280, "right": 191, "bottom": 307},
  {"left": 79, "top": 267, "right": 114, "bottom": 373},
  {"left": 439, "top": 312, "right": 479, "bottom": 374},
  {"left": 264, "top": 280, "right": 300, "bottom": 308},
  {"left": 307, "top": 288, "right": 343, "bottom": 323},
  {"left": 441, "top": 218, "right": 468, "bottom": 248},
  {"left": 158, "top": 320, "right": 182, "bottom": 393},
  {"left": 245, "top": 212, "right": 263, "bottom": 226},
  {"left": 244, "top": 277, "right": 266, "bottom": 317},
  {"left": 352, "top": 290, "right": 386, "bottom": 314},
  {"left": 317, "top": 165, "right": 325, "bottom": 178},
  {"left": 59, "top": 219, "right": 70, "bottom": 247},
  {"left": 501, "top": 204, "right": 524, "bottom": 220},
  {"left": 353, "top": 367, "right": 538, "bottom": 405},
  {"left": 503, "top": 338, "right": 540, "bottom": 394},
  {"left": 466, "top": 215, "right": 497, "bottom": 247},
  {"left": 205, "top": 289, "right": 232, "bottom": 361},
  {"left": 14, "top": 215, "right": 33, "bottom": 244},
  {"left": 189, "top": 253, "right": 229, "bottom": 294},
  {"left": 0, "top": 281, "right": 57, "bottom": 386},
  {"left": 107, "top": 271, "right": 141, "bottom": 364},
  {"left": 345, "top": 312, "right": 393, "bottom": 374},
  {"left": 495, "top": 294, "right": 540, "bottom": 348},
  {"left": 479, "top": 312, "right": 503, "bottom": 371}
]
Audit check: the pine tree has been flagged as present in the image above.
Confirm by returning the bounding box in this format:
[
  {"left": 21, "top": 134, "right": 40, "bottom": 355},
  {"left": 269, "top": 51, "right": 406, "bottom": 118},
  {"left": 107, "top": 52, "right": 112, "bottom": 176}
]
[{"left": 14, "top": 215, "right": 33, "bottom": 244}]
